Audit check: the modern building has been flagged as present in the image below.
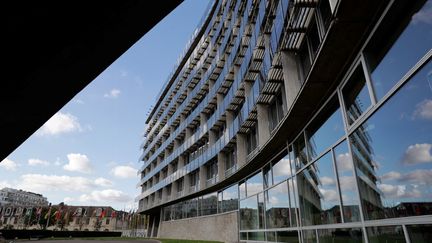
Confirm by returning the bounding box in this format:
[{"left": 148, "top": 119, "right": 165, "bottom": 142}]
[
  {"left": 0, "top": 188, "right": 48, "bottom": 207},
  {"left": 137, "top": 0, "right": 432, "bottom": 242}
]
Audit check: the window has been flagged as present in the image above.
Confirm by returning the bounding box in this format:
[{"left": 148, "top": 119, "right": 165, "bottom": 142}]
[
  {"left": 350, "top": 60, "right": 432, "bottom": 220},
  {"left": 265, "top": 182, "right": 290, "bottom": 228},
  {"left": 246, "top": 123, "right": 258, "bottom": 154},
  {"left": 365, "top": 1, "right": 432, "bottom": 101},
  {"left": 268, "top": 92, "right": 285, "bottom": 131},
  {"left": 221, "top": 185, "right": 238, "bottom": 212},
  {"left": 367, "top": 225, "right": 406, "bottom": 242},
  {"left": 240, "top": 196, "right": 259, "bottom": 230},
  {"left": 273, "top": 150, "right": 295, "bottom": 184},
  {"left": 342, "top": 64, "right": 372, "bottom": 125},
  {"left": 297, "top": 152, "right": 342, "bottom": 226},
  {"left": 246, "top": 172, "right": 263, "bottom": 196},
  {"left": 318, "top": 228, "right": 364, "bottom": 243},
  {"left": 334, "top": 140, "right": 361, "bottom": 222},
  {"left": 305, "top": 96, "right": 345, "bottom": 160}
]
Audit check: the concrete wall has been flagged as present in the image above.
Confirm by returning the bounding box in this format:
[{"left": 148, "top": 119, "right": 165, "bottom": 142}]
[{"left": 158, "top": 211, "right": 238, "bottom": 243}]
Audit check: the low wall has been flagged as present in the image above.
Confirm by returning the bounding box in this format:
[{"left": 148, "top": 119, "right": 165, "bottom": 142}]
[
  {"left": 0, "top": 230, "right": 121, "bottom": 239},
  {"left": 158, "top": 211, "right": 238, "bottom": 243}
]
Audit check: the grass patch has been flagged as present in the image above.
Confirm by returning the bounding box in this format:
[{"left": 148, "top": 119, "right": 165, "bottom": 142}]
[
  {"left": 39, "top": 237, "right": 222, "bottom": 243},
  {"left": 159, "top": 239, "right": 222, "bottom": 243}
]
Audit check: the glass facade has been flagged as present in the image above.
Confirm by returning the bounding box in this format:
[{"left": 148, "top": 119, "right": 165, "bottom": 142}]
[{"left": 142, "top": 0, "right": 431, "bottom": 242}]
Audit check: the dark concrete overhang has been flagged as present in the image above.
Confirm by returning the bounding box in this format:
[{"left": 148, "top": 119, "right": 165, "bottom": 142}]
[{"left": 1, "top": 1, "right": 183, "bottom": 161}]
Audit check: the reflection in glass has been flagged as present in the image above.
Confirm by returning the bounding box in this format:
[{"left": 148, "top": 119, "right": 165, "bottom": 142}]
[
  {"left": 273, "top": 152, "right": 294, "bottom": 184},
  {"left": 200, "top": 192, "right": 217, "bottom": 216},
  {"left": 247, "top": 171, "right": 264, "bottom": 196},
  {"left": 366, "top": 0, "right": 432, "bottom": 100},
  {"left": 277, "top": 231, "right": 300, "bottom": 243},
  {"left": 294, "top": 133, "right": 308, "bottom": 169},
  {"left": 351, "top": 60, "right": 432, "bottom": 220},
  {"left": 263, "top": 164, "right": 272, "bottom": 188},
  {"left": 248, "top": 231, "right": 265, "bottom": 241},
  {"left": 288, "top": 178, "right": 299, "bottom": 227},
  {"left": 367, "top": 225, "right": 406, "bottom": 243},
  {"left": 319, "top": 228, "right": 364, "bottom": 243},
  {"left": 406, "top": 224, "right": 432, "bottom": 242},
  {"left": 303, "top": 230, "right": 317, "bottom": 243},
  {"left": 265, "top": 182, "right": 290, "bottom": 228},
  {"left": 334, "top": 141, "right": 361, "bottom": 222},
  {"left": 185, "top": 199, "right": 198, "bottom": 218},
  {"left": 163, "top": 206, "right": 172, "bottom": 221},
  {"left": 342, "top": 64, "right": 372, "bottom": 125},
  {"left": 298, "top": 152, "right": 342, "bottom": 226},
  {"left": 306, "top": 96, "right": 345, "bottom": 160},
  {"left": 240, "top": 196, "right": 258, "bottom": 230},
  {"left": 240, "top": 232, "right": 247, "bottom": 241},
  {"left": 258, "top": 193, "right": 265, "bottom": 229},
  {"left": 221, "top": 184, "right": 238, "bottom": 212},
  {"left": 266, "top": 231, "right": 276, "bottom": 242},
  {"left": 239, "top": 181, "right": 246, "bottom": 199}
]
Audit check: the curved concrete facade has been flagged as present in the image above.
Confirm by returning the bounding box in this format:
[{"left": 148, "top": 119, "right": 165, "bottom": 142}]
[{"left": 138, "top": 0, "right": 432, "bottom": 242}]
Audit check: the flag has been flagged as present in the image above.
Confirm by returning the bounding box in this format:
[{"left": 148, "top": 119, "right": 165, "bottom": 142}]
[
  {"left": 44, "top": 207, "right": 52, "bottom": 220},
  {"left": 99, "top": 209, "right": 106, "bottom": 219},
  {"left": 36, "top": 207, "right": 42, "bottom": 216},
  {"left": 111, "top": 210, "right": 116, "bottom": 218},
  {"left": 54, "top": 210, "right": 61, "bottom": 221}
]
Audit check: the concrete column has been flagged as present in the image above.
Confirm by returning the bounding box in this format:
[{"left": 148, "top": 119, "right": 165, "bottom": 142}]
[
  {"left": 226, "top": 110, "right": 234, "bottom": 127},
  {"left": 257, "top": 104, "right": 270, "bottom": 147},
  {"left": 200, "top": 112, "right": 207, "bottom": 133},
  {"left": 236, "top": 134, "right": 247, "bottom": 168},
  {"left": 208, "top": 79, "right": 215, "bottom": 90},
  {"left": 186, "top": 127, "right": 192, "bottom": 139},
  {"left": 178, "top": 155, "right": 186, "bottom": 168},
  {"left": 157, "top": 156, "right": 163, "bottom": 166},
  {"left": 217, "top": 152, "right": 226, "bottom": 181},
  {"left": 167, "top": 162, "right": 173, "bottom": 175},
  {"left": 244, "top": 81, "right": 253, "bottom": 99},
  {"left": 171, "top": 181, "right": 178, "bottom": 199},
  {"left": 184, "top": 174, "right": 191, "bottom": 194},
  {"left": 281, "top": 51, "right": 301, "bottom": 110},
  {"left": 199, "top": 165, "right": 207, "bottom": 190},
  {"left": 217, "top": 93, "right": 224, "bottom": 108},
  {"left": 162, "top": 186, "right": 168, "bottom": 202},
  {"left": 174, "top": 138, "right": 180, "bottom": 150},
  {"left": 209, "top": 130, "right": 217, "bottom": 146},
  {"left": 164, "top": 148, "right": 171, "bottom": 159}
]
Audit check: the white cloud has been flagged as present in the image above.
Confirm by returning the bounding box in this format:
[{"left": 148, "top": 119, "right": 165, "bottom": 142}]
[
  {"left": 402, "top": 143, "right": 432, "bottom": 165},
  {"left": 412, "top": 1, "right": 432, "bottom": 25},
  {"left": 104, "top": 89, "right": 121, "bottom": 99},
  {"left": 74, "top": 99, "right": 85, "bottom": 104},
  {"left": 268, "top": 196, "right": 280, "bottom": 205},
  {"left": 0, "top": 180, "right": 12, "bottom": 189},
  {"left": 63, "top": 153, "right": 92, "bottom": 173},
  {"left": 396, "top": 169, "right": 432, "bottom": 185},
  {"left": 37, "top": 112, "right": 82, "bottom": 136},
  {"left": 272, "top": 159, "right": 293, "bottom": 177},
  {"left": 319, "top": 188, "right": 339, "bottom": 202},
  {"left": 28, "top": 158, "right": 49, "bottom": 166},
  {"left": 246, "top": 183, "right": 263, "bottom": 196},
  {"left": 17, "top": 174, "right": 96, "bottom": 193},
  {"left": 381, "top": 171, "right": 402, "bottom": 181},
  {"left": 339, "top": 176, "right": 357, "bottom": 191},
  {"left": 413, "top": 99, "right": 432, "bottom": 120},
  {"left": 335, "top": 153, "right": 353, "bottom": 171},
  {"left": 94, "top": 177, "right": 113, "bottom": 187},
  {"left": 110, "top": 165, "right": 137, "bottom": 179},
  {"left": 79, "top": 189, "right": 131, "bottom": 203},
  {"left": 320, "top": 176, "right": 336, "bottom": 186},
  {"left": 0, "top": 158, "right": 19, "bottom": 171},
  {"left": 378, "top": 184, "right": 422, "bottom": 199},
  {"left": 64, "top": 197, "right": 75, "bottom": 203}
]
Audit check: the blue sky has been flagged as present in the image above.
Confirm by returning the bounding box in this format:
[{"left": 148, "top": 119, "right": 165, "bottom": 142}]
[{"left": 0, "top": 0, "right": 211, "bottom": 211}]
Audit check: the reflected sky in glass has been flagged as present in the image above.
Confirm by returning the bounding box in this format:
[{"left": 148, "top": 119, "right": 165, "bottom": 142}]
[
  {"left": 351, "top": 60, "right": 432, "bottom": 220},
  {"left": 368, "top": 0, "right": 432, "bottom": 101}
]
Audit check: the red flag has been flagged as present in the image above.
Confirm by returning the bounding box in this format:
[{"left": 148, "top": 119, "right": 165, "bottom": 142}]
[
  {"left": 111, "top": 211, "right": 116, "bottom": 218},
  {"left": 55, "top": 210, "right": 61, "bottom": 221},
  {"left": 99, "top": 209, "right": 106, "bottom": 219}
]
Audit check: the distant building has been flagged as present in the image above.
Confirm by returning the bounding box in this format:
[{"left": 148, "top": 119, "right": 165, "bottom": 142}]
[
  {"left": 0, "top": 204, "right": 142, "bottom": 232},
  {"left": 0, "top": 188, "right": 48, "bottom": 207}
]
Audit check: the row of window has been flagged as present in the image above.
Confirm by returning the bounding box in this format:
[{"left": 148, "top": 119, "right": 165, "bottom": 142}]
[{"left": 240, "top": 224, "right": 432, "bottom": 242}]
